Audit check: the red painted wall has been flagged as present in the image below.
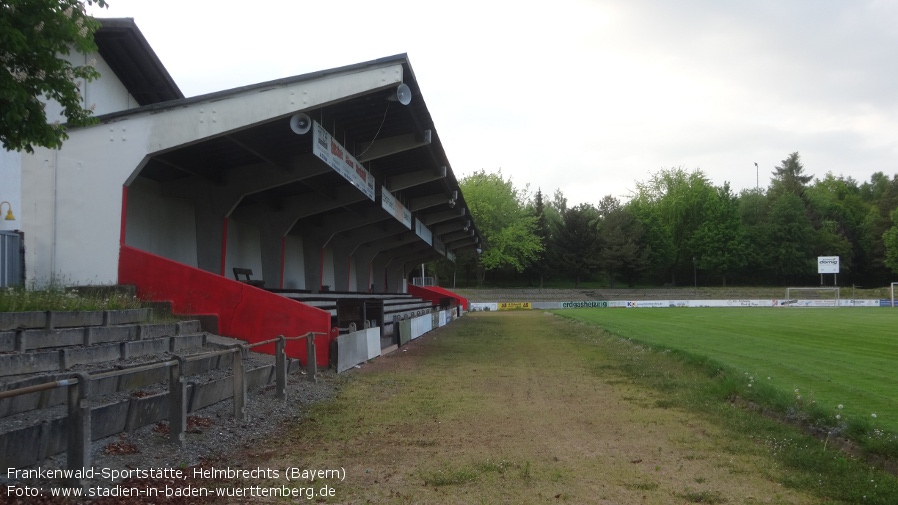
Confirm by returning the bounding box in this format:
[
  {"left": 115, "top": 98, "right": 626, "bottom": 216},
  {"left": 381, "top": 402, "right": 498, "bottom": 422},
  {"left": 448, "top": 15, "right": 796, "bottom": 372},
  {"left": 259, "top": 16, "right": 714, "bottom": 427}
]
[
  {"left": 118, "top": 245, "right": 331, "bottom": 365},
  {"left": 407, "top": 284, "right": 469, "bottom": 311}
]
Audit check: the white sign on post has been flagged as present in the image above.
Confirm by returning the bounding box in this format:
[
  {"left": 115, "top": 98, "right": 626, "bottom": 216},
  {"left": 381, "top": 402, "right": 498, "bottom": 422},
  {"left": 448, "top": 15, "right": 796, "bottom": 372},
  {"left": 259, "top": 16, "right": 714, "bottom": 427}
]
[{"left": 817, "top": 256, "right": 840, "bottom": 274}]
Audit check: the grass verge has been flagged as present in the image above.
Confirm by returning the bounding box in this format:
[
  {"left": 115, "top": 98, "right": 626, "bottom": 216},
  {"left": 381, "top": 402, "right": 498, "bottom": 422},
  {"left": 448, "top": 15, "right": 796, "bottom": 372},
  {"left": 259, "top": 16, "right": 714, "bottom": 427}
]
[{"left": 0, "top": 284, "right": 143, "bottom": 312}]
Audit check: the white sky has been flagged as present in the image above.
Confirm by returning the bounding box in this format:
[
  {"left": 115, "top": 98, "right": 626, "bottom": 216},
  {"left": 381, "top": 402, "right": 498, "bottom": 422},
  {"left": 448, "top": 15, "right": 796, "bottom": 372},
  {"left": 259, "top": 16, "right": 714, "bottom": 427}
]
[{"left": 88, "top": 0, "right": 898, "bottom": 206}]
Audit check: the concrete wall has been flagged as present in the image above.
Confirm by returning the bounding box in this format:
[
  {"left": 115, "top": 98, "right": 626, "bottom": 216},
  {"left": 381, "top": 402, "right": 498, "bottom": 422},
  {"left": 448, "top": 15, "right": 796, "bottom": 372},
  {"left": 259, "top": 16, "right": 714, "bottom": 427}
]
[
  {"left": 409, "top": 284, "right": 469, "bottom": 310},
  {"left": 0, "top": 150, "right": 21, "bottom": 233},
  {"left": 125, "top": 177, "right": 198, "bottom": 267},
  {"left": 321, "top": 245, "right": 335, "bottom": 291},
  {"left": 44, "top": 50, "right": 137, "bottom": 120},
  {"left": 118, "top": 245, "right": 331, "bottom": 364},
  {"left": 224, "top": 219, "right": 263, "bottom": 283},
  {"left": 283, "top": 235, "right": 305, "bottom": 289}
]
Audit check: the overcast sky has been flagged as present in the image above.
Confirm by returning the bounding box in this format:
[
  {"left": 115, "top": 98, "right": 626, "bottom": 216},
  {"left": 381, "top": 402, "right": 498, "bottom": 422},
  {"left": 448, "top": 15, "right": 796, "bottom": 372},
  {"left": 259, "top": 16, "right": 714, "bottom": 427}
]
[{"left": 88, "top": 0, "right": 898, "bottom": 207}]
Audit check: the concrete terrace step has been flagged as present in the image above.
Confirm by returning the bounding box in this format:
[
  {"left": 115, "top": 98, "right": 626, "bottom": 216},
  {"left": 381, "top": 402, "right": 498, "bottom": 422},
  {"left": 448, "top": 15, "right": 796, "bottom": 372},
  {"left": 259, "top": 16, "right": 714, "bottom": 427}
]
[
  {"left": 0, "top": 330, "right": 300, "bottom": 468},
  {"left": 0, "top": 321, "right": 205, "bottom": 378},
  {"left": 0, "top": 308, "right": 153, "bottom": 332}
]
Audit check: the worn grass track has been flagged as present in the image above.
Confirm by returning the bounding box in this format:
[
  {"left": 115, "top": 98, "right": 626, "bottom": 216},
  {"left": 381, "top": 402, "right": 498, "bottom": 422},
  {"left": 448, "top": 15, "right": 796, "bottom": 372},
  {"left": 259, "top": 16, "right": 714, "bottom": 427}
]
[{"left": 235, "top": 311, "right": 850, "bottom": 504}]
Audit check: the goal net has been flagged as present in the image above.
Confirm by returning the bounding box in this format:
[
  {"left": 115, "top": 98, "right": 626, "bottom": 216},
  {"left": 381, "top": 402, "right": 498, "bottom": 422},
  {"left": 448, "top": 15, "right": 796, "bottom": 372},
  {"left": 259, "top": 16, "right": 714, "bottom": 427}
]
[
  {"left": 890, "top": 282, "right": 898, "bottom": 307},
  {"left": 784, "top": 287, "right": 840, "bottom": 307}
]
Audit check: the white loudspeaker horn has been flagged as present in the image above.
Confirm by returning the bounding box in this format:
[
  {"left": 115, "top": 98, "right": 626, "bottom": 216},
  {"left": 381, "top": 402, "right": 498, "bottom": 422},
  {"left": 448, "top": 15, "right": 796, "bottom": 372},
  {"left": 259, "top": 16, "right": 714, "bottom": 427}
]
[
  {"left": 289, "top": 113, "right": 312, "bottom": 134},
  {"left": 388, "top": 83, "right": 412, "bottom": 106}
]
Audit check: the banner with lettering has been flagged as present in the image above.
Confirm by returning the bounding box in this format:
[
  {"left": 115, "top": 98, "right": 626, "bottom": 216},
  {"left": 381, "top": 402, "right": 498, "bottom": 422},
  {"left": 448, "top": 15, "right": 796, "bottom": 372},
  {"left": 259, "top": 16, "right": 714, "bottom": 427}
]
[{"left": 312, "top": 120, "right": 375, "bottom": 201}]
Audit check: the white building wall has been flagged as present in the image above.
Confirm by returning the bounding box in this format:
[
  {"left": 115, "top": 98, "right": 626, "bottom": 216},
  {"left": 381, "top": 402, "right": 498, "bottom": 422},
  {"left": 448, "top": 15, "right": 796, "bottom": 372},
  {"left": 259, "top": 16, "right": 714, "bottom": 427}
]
[
  {"left": 0, "top": 150, "right": 21, "bottom": 233},
  {"left": 283, "top": 235, "right": 305, "bottom": 289},
  {"left": 15, "top": 47, "right": 137, "bottom": 285},
  {"left": 42, "top": 50, "right": 137, "bottom": 122},
  {"left": 125, "top": 177, "right": 198, "bottom": 267}
]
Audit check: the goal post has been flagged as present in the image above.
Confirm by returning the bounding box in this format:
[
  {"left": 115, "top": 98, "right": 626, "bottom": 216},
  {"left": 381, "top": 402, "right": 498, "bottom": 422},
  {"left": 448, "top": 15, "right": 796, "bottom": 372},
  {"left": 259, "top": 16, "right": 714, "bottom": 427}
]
[
  {"left": 890, "top": 282, "right": 898, "bottom": 307},
  {"left": 784, "top": 287, "right": 840, "bottom": 307}
]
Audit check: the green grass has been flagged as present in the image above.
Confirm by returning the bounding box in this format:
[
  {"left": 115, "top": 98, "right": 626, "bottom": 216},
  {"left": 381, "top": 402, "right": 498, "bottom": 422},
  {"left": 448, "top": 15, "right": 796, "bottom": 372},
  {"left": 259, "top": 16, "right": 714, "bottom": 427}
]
[
  {"left": 556, "top": 307, "right": 898, "bottom": 454},
  {"left": 0, "top": 285, "right": 143, "bottom": 312}
]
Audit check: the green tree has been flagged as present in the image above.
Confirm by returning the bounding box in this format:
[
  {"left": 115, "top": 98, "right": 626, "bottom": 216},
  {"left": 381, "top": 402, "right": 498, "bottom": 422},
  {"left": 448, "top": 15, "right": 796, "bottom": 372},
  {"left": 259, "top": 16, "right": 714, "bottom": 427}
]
[
  {"left": 1, "top": 0, "right": 108, "bottom": 153},
  {"left": 597, "top": 196, "right": 649, "bottom": 287},
  {"left": 525, "top": 188, "right": 551, "bottom": 287},
  {"left": 882, "top": 207, "right": 898, "bottom": 275},
  {"left": 689, "top": 183, "right": 749, "bottom": 286},
  {"left": 805, "top": 173, "right": 868, "bottom": 282},
  {"left": 766, "top": 193, "right": 816, "bottom": 283},
  {"left": 859, "top": 173, "right": 898, "bottom": 283},
  {"left": 630, "top": 168, "right": 716, "bottom": 285},
  {"left": 770, "top": 152, "right": 813, "bottom": 198},
  {"left": 553, "top": 203, "right": 600, "bottom": 287},
  {"left": 459, "top": 170, "right": 542, "bottom": 286}
]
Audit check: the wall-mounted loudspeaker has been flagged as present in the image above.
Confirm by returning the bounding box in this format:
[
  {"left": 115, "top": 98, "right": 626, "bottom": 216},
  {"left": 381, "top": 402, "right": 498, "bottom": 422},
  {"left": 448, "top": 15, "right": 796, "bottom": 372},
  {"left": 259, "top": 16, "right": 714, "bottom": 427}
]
[
  {"left": 387, "top": 83, "right": 412, "bottom": 106},
  {"left": 289, "top": 113, "right": 311, "bottom": 134}
]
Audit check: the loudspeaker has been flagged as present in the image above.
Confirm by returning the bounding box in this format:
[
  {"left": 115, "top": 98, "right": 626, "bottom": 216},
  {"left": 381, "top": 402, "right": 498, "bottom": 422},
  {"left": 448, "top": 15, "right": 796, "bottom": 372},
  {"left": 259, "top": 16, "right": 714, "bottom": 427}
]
[
  {"left": 289, "top": 113, "right": 311, "bottom": 134},
  {"left": 388, "top": 83, "right": 412, "bottom": 106}
]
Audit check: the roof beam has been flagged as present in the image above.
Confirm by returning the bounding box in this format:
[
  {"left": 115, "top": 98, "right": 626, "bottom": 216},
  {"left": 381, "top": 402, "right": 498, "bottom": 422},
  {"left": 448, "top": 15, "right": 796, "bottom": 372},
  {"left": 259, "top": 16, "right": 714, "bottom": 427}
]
[
  {"left": 356, "top": 130, "right": 431, "bottom": 163},
  {"left": 385, "top": 165, "right": 446, "bottom": 192},
  {"left": 409, "top": 190, "right": 456, "bottom": 212},
  {"left": 420, "top": 206, "right": 464, "bottom": 226}
]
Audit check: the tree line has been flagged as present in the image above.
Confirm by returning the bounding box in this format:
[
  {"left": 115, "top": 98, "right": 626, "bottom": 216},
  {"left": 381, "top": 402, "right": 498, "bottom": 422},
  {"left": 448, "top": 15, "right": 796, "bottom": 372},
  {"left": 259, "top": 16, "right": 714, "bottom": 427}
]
[{"left": 436, "top": 152, "right": 898, "bottom": 288}]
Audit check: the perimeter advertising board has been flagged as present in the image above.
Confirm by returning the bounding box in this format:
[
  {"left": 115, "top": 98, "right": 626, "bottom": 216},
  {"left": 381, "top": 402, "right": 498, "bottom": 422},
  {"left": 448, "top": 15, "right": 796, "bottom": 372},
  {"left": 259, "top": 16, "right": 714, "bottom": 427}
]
[{"left": 498, "top": 302, "right": 531, "bottom": 310}]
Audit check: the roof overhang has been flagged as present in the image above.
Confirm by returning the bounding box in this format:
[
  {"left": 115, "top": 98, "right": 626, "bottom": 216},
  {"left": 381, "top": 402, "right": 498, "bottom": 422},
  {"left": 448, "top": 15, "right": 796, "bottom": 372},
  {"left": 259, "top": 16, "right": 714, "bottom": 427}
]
[{"left": 92, "top": 53, "right": 480, "bottom": 261}]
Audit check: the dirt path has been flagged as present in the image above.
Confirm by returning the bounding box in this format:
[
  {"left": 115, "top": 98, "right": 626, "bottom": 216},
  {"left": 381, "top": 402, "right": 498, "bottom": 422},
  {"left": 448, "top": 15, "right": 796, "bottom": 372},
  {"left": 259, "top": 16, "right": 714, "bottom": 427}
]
[{"left": 237, "top": 311, "right": 813, "bottom": 504}]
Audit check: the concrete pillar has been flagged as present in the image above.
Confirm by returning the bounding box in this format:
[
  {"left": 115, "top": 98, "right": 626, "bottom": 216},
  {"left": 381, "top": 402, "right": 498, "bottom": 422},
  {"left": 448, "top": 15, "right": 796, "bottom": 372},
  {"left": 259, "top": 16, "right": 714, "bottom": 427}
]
[{"left": 303, "top": 235, "right": 325, "bottom": 292}]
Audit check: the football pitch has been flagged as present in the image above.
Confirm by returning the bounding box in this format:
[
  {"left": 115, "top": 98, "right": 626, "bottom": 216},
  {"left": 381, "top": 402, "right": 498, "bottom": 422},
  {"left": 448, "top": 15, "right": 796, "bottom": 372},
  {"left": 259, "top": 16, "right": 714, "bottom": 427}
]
[{"left": 555, "top": 307, "right": 898, "bottom": 433}]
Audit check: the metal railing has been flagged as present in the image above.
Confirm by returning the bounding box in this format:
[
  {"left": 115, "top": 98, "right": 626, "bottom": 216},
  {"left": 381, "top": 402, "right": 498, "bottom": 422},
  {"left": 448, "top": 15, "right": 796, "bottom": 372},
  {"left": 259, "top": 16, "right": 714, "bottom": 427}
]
[{"left": 0, "top": 332, "right": 324, "bottom": 480}]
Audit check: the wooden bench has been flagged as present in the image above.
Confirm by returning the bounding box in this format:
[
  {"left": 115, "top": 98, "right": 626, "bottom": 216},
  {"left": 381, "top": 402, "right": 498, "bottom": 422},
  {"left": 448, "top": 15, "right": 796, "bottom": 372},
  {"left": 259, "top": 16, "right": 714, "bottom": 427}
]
[{"left": 232, "top": 267, "right": 265, "bottom": 288}]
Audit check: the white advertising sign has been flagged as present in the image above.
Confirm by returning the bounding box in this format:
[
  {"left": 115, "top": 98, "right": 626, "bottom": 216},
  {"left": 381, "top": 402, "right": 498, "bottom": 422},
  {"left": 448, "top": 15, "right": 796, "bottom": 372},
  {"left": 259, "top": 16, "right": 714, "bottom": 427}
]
[
  {"left": 818, "top": 256, "right": 840, "bottom": 274},
  {"left": 380, "top": 187, "right": 412, "bottom": 228},
  {"left": 415, "top": 218, "right": 433, "bottom": 245},
  {"left": 312, "top": 120, "right": 375, "bottom": 201}
]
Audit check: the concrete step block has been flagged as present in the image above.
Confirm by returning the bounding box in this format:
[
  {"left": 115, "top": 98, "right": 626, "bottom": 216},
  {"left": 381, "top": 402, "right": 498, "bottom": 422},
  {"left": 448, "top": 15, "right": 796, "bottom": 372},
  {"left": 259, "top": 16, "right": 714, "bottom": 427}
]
[
  {"left": 138, "top": 323, "right": 177, "bottom": 340},
  {"left": 88, "top": 324, "right": 139, "bottom": 345},
  {"left": 104, "top": 308, "right": 152, "bottom": 326},
  {"left": 61, "top": 344, "right": 123, "bottom": 370},
  {"left": 20, "top": 327, "right": 86, "bottom": 350},
  {"left": 117, "top": 366, "right": 168, "bottom": 391},
  {"left": 120, "top": 337, "right": 170, "bottom": 359},
  {"left": 183, "top": 353, "right": 231, "bottom": 376},
  {"left": 49, "top": 311, "right": 104, "bottom": 329},
  {"left": 0, "top": 331, "right": 14, "bottom": 352},
  {"left": 0, "top": 351, "right": 61, "bottom": 376},
  {"left": 176, "top": 320, "right": 202, "bottom": 334},
  {"left": 91, "top": 401, "right": 129, "bottom": 440},
  {"left": 171, "top": 333, "right": 206, "bottom": 352},
  {"left": 0, "top": 312, "right": 48, "bottom": 332}
]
